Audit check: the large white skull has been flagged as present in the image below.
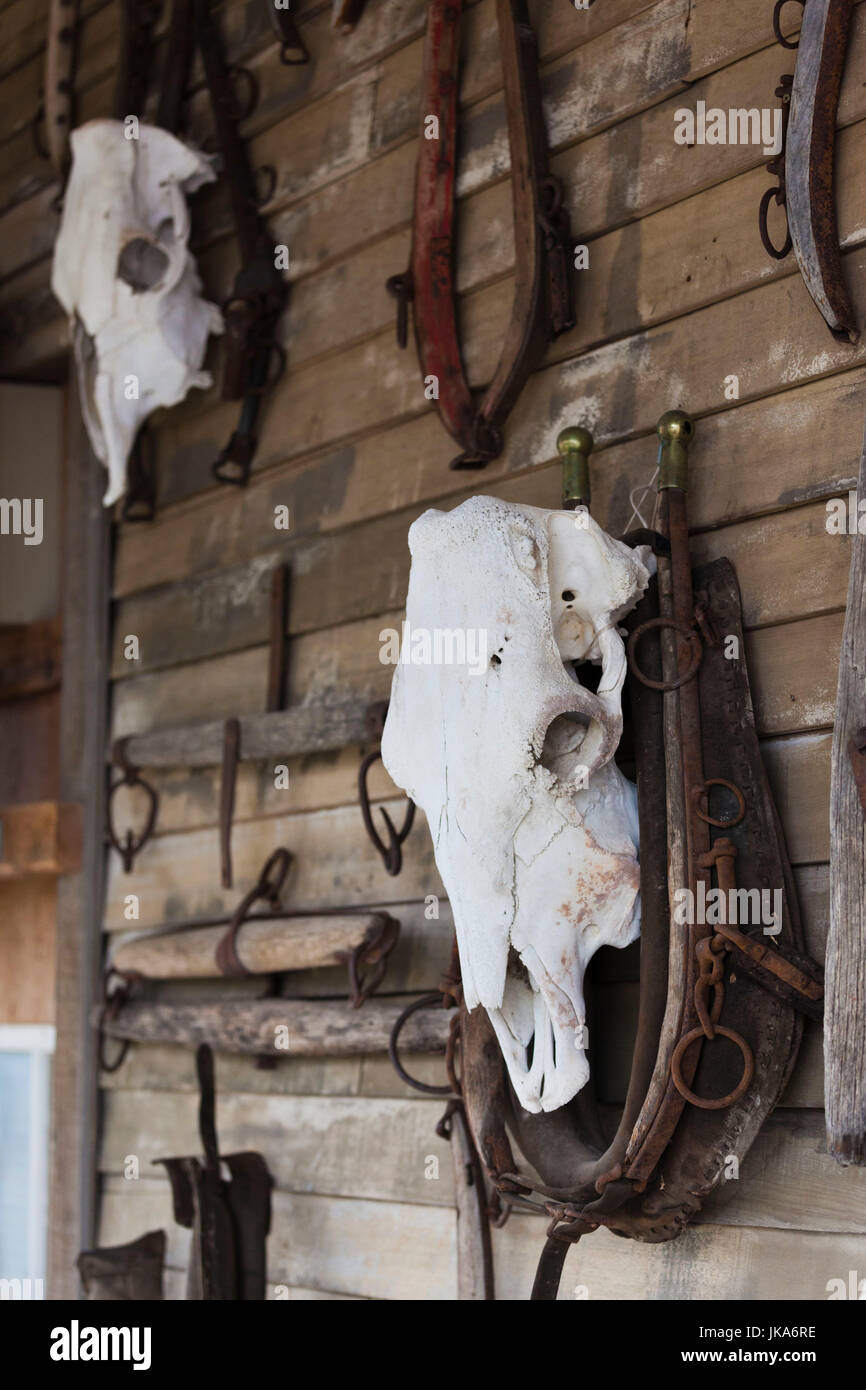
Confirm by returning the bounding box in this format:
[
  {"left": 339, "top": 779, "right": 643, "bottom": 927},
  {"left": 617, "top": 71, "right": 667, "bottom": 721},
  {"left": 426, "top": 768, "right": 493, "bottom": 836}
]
[
  {"left": 51, "top": 119, "right": 223, "bottom": 505},
  {"left": 382, "top": 496, "right": 652, "bottom": 1113}
]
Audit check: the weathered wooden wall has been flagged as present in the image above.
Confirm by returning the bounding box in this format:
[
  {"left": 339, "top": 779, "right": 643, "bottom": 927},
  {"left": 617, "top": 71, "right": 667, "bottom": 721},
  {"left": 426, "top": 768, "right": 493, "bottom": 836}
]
[{"left": 2, "top": 0, "right": 864, "bottom": 1298}]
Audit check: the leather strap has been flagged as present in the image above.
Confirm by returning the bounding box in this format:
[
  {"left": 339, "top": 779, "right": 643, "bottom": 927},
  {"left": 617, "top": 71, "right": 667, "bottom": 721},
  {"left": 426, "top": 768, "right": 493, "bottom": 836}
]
[{"left": 389, "top": 0, "right": 574, "bottom": 470}]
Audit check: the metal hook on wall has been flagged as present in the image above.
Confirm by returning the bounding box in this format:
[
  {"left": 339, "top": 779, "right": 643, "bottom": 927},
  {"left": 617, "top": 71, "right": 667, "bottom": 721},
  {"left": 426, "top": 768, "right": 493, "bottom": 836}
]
[
  {"left": 358, "top": 701, "right": 415, "bottom": 876},
  {"left": 106, "top": 736, "right": 159, "bottom": 872}
]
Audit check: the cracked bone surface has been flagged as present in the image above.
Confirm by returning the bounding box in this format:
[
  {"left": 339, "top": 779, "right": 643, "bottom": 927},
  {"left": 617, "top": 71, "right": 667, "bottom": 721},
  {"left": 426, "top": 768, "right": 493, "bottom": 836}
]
[
  {"left": 381, "top": 496, "right": 652, "bottom": 1114},
  {"left": 51, "top": 120, "right": 223, "bottom": 506}
]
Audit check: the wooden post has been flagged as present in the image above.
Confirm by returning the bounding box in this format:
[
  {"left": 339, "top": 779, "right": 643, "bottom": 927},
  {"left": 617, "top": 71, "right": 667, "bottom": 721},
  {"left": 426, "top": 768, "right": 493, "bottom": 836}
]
[
  {"left": 826, "top": 441, "right": 866, "bottom": 1165},
  {"left": 48, "top": 382, "right": 111, "bottom": 1297}
]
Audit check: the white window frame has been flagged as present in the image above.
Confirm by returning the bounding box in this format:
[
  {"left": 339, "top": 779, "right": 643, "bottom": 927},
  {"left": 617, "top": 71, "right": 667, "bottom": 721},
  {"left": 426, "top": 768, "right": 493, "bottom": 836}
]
[{"left": 0, "top": 1025, "right": 55, "bottom": 1285}]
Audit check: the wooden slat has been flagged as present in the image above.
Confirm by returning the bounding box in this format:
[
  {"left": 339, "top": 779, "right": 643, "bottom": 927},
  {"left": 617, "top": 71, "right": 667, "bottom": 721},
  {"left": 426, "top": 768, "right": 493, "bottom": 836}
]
[{"left": 116, "top": 698, "right": 373, "bottom": 767}]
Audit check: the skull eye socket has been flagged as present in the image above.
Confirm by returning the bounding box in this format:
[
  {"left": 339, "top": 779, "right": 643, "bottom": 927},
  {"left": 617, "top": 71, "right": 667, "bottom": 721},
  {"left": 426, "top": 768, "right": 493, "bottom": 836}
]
[{"left": 116, "top": 237, "right": 171, "bottom": 293}]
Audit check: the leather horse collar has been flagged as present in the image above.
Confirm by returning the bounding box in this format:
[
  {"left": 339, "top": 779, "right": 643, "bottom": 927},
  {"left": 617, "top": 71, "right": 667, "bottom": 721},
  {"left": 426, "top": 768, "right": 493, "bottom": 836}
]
[
  {"left": 447, "top": 416, "right": 824, "bottom": 1299},
  {"left": 387, "top": 0, "right": 575, "bottom": 470}
]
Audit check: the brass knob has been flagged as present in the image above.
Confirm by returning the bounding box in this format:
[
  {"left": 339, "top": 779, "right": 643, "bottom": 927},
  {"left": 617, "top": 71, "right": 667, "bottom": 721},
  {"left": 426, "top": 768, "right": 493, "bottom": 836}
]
[
  {"left": 656, "top": 410, "right": 694, "bottom": 490},
  {"left": 557, "top": 426, "right": 594, "bottom": 510}
]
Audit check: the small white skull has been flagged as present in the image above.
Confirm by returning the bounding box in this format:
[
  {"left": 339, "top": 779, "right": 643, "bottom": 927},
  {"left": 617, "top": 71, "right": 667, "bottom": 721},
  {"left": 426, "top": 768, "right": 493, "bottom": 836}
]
[
  {"left": 382, "top": 496, "right": 652, "bottom": 1113},
  {"left": 51, "top": 119, "right": 224, "bottom": 505}
]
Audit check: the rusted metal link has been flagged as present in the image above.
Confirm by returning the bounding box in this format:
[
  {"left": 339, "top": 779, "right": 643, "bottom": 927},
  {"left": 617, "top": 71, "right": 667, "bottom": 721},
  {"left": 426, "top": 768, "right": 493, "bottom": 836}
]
[
  {"left": 214, "top": 847, "right": 292, "bottom": 976},
  {"left": 345, "top": 914, "right": 400, "bottom": 1008},
  {"left": 388, "top": 992, "right": 455, "bottom": 1095},
  {"left": 774, "top": 0, "right": 804, "bottom": 48},
  {"left": 758, "top": 76, "right": 794, "bottom": 260},
  {"left": 359, "top": 702, "right": 416, "bottom": 875},
  {"left": 106, "top": 737, "right": 159, "bottom": 873},
  {"left": 627, "top": 615, "right": 703, "bottom": 691},
  {"left": 691, "top": 776, "right": 746, "bottom": 828},
  {"left": 121, "top": 427, "right": 157, "bottom": 524},
  {"left": 670, "top": 1025, "right": 755, "bottom": 1110},
  {"left": 385, "top": 273, "right": 413, "bottom": 350},
  {"left": 97, "top": 966, "right": 143, "bottom": 1073}
]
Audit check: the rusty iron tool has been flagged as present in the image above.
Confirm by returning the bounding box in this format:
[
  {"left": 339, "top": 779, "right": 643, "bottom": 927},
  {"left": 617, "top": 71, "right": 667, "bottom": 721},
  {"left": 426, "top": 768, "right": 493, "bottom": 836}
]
[
  {"left": 784, "top": 0, "right": 858, "bottom": 341},
  {"left": 265, "top": 0, "right": 310, "bottom": 63},
  {"left": 219, "top": 718, "right": 241, "bottom": 889},
  {"left": 156, "top": 1044, "right": 272, "bottom": 1299},
  {"left": 266, "top": 564, "right": 291, "bottom": 712}
]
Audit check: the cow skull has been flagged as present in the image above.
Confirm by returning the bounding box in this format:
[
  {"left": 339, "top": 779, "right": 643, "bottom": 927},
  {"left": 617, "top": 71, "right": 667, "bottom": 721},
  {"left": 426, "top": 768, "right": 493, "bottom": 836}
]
[
  {"left": 381, "top": 496, "right": 652, "bottom": 1114},
  {"left": 51, "top": 119, "right": 223, "bottom": 506}
]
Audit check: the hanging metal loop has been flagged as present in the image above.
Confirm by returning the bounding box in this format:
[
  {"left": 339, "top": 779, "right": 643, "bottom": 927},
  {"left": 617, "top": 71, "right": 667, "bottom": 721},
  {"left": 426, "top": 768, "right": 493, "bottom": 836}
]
[
  {"left": 358, "top": 748, "right": 416, "bottom": 875},
  {"left": 97, "top": 966, "right": 143, "bottom": 1073},
  {"left": 214, "top": 847, "right": 292, "bottom": 977},
  {"left": 670, "top": 1025, "right": 755, "bottom": 1110},
  {"left": 773, "top": 0, "right": 804, "bottom": 49},
  {"left": 758, "top": 69, "right": 794, "bottom": 259},
  {"left": 106, "top": 737, "right": 159, "bottom": 873},
  {"left": 627, "top": 616, "right": 703, "bottom": 691},
  {"left": 345, "top": 914, "right": 400, "bottom": 1008},
  {"left": 388, "top": 992, "right": 455, "bottom": 1095}
]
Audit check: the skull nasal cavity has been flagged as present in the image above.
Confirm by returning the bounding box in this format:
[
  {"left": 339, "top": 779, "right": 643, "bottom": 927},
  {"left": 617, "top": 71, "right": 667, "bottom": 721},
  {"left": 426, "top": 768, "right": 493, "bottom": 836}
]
[{"left": 116, "top": 238, "right": 170, "bottom": 292}]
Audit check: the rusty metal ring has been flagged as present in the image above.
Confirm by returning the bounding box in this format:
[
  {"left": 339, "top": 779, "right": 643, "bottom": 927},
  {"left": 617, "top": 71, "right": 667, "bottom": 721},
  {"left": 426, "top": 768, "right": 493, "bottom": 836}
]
[
  {"left": 246, "top": 339, "right": 287, "bottom": 396},
  {"left": 444, "top": 1010, "right": 462, "bottom": 1095},
  {"left": 254, "top": 164, "right": 277, "bottom": 206},
  {"left": 106, "top": 766, "right": 159, "bottom": 873},
  {"left": 773, "top": 0, "right": 803, "bottom": 48},
  {"left": 226, "top": 65, "right": 259, "bottom": 122},
  {"left": 359, "top": 748, "right": 415, "bottom": 876},
  {"left": 670, "top": 1025, "right": 755, "bottom": 1110},
  {"left": 32, "top": 104, "right": 50, "bottom": 161},
  {"left": 627, "top": 617, "right": 703, "bottom": 691},
  {"left": 692, "top": 777, "right": 746, "bottom": 828},
  {"left": 280, "top": 40, "right": 309, "bottom": 65},
  {"left": 97, "top": 1016, "right": 131, "bottom": 1074},
  {"left": 388, "top": 993, "right": 454, "bottom": 1095},
  {"left": 758, "top": 185, "right": 793, "bottom": 260}
]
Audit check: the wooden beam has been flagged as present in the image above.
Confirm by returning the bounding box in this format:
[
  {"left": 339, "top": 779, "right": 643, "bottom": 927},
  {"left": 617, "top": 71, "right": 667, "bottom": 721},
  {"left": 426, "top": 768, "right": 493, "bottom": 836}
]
[
  {"left": 99, "top": 995, "right": 452, "bottom": 1058},
  {"left": 115, "top": 699, "right": 371, "bottom": 769},
  {"left": 0, "top": 616, "right": 61, "bottom": 700},
  {"left": 826, "top": 434, "right": 866, "bottom": 1165},
  {"left": 0, "top": 800, "right": 81, "bottom": 878},
  {"left": 110, "top": 912, "right": 393, "bottom": 980},
  {"left": 48, "top": 380, "right": 111, "bottom": 1299}
]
